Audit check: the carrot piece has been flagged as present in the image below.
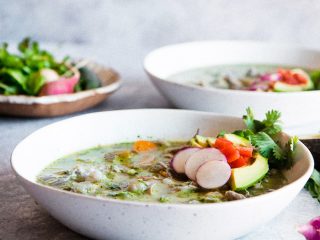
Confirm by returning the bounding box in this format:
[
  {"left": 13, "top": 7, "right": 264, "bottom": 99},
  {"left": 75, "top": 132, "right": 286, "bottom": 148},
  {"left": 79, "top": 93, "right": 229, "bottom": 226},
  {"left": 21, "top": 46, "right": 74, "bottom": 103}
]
[
  {"left": 133, "top": 140, "right": 157, "bottom": 152},
  {"left": 230, "top": 156, "right": 251, "bottom": 168},
  {"left": 237, "top": 146, "right": 253, "bottom": 158}
]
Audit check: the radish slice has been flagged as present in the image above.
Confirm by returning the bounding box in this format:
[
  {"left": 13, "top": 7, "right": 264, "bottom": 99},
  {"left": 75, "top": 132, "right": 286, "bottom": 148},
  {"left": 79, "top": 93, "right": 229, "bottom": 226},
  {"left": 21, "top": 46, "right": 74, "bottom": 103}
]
[
  {"left": 171, "top": 147, "right": 200, "bottom": 174},
  {"left": 196, "top": 160, "right": 231, "bottom": 189},
  {"left": 185, "top": 148, "right": 227, "bottom": 180}
]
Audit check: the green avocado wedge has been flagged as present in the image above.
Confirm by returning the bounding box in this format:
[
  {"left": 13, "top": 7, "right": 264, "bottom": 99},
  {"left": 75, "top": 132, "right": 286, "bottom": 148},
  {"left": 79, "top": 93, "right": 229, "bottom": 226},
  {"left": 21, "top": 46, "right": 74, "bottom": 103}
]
[
  {"left": 224, "top": 133, "right": 251, "bottom": 147},
  {"left": 230, "top": 153, "right": 269, "bottom": 191}
]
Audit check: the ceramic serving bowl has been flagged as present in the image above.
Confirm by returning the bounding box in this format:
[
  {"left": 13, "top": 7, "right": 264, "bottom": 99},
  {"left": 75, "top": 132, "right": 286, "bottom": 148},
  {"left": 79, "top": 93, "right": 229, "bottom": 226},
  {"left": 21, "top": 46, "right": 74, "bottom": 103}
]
[
  {"left": 0, "top": 61, "right": 121, "bottom": 117},
  {"left": 11, "top": 109, "right": 313, "bottom": 240},
  {"left": 144, "top": 41, "right": 320, "bottom": 128}
]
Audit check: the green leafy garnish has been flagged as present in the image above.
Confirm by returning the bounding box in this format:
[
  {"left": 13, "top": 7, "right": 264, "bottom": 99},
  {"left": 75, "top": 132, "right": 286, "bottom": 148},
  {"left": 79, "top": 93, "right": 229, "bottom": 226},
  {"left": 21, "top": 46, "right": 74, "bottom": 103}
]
[
  {"left": 177, "top": 188, "right": 196, "bottom": 198},
  {"left": 262, "top": 110, "right": 282, "bottom": 136},
  {"left": 217, "top": 130, "right": 226, "bottom": 138},
  {"left": 305, "top": 169, "right": 320, "bottom": 202},
  {"left": 251, "top": 132, "right": 283, "bottom": 159},
  {"left": 310, "top": 70, "right": 320, "bottom": 89},
  {"left": 109, "top": 191, "right": 136, "bottom": 199},
  {"left": 242, "top": 108, "right": 282, "bottom": 136},
  {"left": 159, "top": 196, "right": 169, "bottom": 203},
  {"left": 251, "top": 132, "right": 297, "bottom": 169},
  {"left": 235, "top": 107, "right": 297, "bottom": 169},
  {"left": 0, "top": 37, "right": 69, "bottom": 96}
]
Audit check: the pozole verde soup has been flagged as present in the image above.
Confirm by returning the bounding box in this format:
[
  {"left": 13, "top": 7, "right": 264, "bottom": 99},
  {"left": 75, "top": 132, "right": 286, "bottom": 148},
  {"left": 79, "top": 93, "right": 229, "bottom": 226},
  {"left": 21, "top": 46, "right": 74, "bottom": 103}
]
[
  {"left": 37, "top": 108, "right": 296, "bottom": 204},
  {"left": 37, "top": 140, "right": 287, "bottom": 204},
  {"left": 169, "top": 64, "right": 319, "bottom": 92}
]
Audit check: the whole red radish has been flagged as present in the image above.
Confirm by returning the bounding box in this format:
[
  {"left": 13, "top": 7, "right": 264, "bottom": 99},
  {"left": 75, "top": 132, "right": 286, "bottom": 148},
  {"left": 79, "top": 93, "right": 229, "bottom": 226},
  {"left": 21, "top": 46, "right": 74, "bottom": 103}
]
[{"left": 39, "top": 67, "right": 80, "bottom": 96}]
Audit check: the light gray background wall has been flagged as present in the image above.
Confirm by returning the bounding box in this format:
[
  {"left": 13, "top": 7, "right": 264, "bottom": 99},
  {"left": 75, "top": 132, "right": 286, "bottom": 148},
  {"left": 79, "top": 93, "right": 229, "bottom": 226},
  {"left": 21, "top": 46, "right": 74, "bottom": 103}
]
[{"left": 1, "top": 0, "right": 320, "bottom": 81}]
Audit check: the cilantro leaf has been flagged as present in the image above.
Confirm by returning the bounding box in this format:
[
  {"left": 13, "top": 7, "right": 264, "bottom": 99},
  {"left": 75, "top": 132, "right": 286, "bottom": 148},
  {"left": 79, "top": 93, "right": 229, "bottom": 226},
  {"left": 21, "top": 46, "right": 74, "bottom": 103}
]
[
  {"left": 286, "top": 136, "right": 298, "bottom": 159},
  {"left": 243, "top": 107, "right": 255, "bottom": 131},
  {"left": 250, "top": 132, "right": 283, "bottom": 159},
  {"left": 233, "top": 129, "right": 254, "bottom": 139},
  {"left": 263, "top": 110, "right": 281, "bottom": 126},
  {"left": 243, "top": 107, "right": 282, "bottom": 136},
  {"left": 244, "top": 107, "right": 297, "bottom": 170},
  {"left": 305, "top": 169, "right": 320, "bottom": 202},
  {"left": 262, "top": 110, "right": 282, "bottom": 136}
]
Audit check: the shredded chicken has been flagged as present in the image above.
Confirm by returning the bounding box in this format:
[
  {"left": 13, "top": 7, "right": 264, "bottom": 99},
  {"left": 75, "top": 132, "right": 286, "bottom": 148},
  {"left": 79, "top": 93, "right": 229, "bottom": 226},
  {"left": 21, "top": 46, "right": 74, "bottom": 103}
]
[{"left": 225, "top": 190, "right": 246, "bottom": 201}]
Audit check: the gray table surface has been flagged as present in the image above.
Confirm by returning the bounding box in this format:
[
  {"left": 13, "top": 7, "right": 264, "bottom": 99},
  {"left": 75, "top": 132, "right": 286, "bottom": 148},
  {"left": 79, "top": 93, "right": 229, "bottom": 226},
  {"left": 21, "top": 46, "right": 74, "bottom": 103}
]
[{"left": 0, "top": 44, "right": 319, "bottom": 240}]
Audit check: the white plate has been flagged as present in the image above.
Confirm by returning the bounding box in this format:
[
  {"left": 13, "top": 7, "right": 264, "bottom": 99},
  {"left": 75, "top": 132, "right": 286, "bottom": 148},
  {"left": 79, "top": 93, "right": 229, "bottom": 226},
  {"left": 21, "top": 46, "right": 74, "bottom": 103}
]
[
  {"left": 144, "top": 41, "right": 320, "bottom": 128},
  {"left": 11, "top": 109, "right": 313, "bottom": 240}
]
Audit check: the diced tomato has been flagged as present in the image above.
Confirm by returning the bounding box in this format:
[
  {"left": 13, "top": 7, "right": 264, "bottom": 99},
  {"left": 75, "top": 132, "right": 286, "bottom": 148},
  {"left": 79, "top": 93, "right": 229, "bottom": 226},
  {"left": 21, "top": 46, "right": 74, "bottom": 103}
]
[
  {"left": 278, "top": 68, "right": 307, "bottom": 85},
  {"left": 226, "top": 149, "right": 240, "bottom": 163},
  {"left": 214, "top": 137, "right": 254, "bottom": 167},
  {"left": 214, "top": 138, "right": 240, "bottom": 163},
  {"left": 214, "top": 137, "right": 232, "bottom": 149},
  {"left": 230, "top": 156, "right": 251, "bottom": 168},
  {"left": 237, "top": 146, "right": 253, "bottom": 158}
]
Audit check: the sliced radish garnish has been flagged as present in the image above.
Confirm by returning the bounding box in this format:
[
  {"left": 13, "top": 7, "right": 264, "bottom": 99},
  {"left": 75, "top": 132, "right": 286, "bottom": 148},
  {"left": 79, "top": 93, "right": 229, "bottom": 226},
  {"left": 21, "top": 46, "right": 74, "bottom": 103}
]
[
  {"left": 196, "top": 160, "right": 231, "bottom": 189},
  {"left": 171, "top": 147, "right": 200, "bottom": 174},
  {"left": 185, "top": 148, "right": 226, "bottom": 180}
]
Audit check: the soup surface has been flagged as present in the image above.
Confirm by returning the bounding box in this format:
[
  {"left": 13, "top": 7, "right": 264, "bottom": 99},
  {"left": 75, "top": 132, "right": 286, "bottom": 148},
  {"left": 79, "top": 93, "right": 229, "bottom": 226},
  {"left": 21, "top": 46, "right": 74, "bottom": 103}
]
[
  {"left": 37, "top": 141, "right": 287, "bottom": 204},
  {"left": 169, "top": 64, "right": 314, "bottom": 92}
]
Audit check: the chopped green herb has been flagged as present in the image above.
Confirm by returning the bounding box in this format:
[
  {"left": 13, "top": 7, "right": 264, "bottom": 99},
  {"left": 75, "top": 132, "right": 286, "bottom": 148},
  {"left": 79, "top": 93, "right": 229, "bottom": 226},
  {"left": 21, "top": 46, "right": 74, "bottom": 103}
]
[
  {"left": 159, "top": 196, "right": 169, "bottom": 203},
  {"left": 127, "top": 169, "right": 137, "bottom": 175},
  {"left": 177, "top": 188, "right": 196, "bottom": 198}
]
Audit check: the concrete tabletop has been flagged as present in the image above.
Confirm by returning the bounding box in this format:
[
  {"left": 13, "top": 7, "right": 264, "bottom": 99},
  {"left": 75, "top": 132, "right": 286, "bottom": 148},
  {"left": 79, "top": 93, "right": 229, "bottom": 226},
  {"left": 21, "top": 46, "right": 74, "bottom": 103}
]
[{"left": 0, "top": 43, "right": 319, "bottom": 240}]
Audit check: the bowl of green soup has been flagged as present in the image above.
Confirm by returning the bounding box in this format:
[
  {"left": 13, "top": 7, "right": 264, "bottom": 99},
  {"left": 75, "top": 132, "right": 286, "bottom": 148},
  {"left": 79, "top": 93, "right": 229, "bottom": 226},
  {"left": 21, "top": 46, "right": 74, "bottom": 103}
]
[
  {"left": 144, "top": 41, "right": 320, "bottom": 128},
  {"left": 11, "top": 109, "right": 313, "bottom": 240}
]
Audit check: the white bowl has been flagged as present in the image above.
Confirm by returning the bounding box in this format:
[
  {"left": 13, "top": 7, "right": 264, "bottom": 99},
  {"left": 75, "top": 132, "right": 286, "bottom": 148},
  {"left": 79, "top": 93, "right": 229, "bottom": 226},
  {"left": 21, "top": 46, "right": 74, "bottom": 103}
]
[
  {"left": 11, "top": 109, "right": 313, "bottom": 240},
  {"left": 144, "top": 41, "right": 320, "bottom": 128}
]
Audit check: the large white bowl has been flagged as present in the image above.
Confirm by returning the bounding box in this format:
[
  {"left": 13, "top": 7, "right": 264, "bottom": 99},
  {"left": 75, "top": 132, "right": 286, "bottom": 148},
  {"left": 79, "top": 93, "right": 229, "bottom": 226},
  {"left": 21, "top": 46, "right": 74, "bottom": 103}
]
[
  {"left": 11, "top": 109, "right": 313, "bottom": 240},
  {"left": 144, "top": 41, "right": 320, "bottom": 128}
]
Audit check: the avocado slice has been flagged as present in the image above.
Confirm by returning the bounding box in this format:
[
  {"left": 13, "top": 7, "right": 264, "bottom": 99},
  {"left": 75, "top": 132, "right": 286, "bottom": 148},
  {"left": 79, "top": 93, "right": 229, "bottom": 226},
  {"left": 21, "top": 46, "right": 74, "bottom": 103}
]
[
  {"left": 191, "top": 135, "right": 216, "bottom": 147},
  {"left": 195, "top": 135, "right": 209, "bottom": 147},
  {"left": 206, "top": 137, "right": 216, "bottom": 146},
  {"left": 230, "top": 153, "right": 269, "bottom": 191},
  {"left": 190, "top": 138, "right": 203, "bottom": 148},
  {"left": 224, "top": 133, "right": 251, "bottom": 147},
  {"left": 274, "top": 69, "right": 314, "bottom": 92}
]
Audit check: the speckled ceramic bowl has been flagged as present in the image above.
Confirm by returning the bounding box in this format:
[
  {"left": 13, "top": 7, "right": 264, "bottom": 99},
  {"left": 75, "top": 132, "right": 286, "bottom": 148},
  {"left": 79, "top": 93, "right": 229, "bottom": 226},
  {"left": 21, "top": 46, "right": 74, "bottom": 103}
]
[
  {"left": 11, "top": 109, "right": 313, "bottom": 240},
  {"left": 144, "top": 41, "right": 320, "bottom": 128}
]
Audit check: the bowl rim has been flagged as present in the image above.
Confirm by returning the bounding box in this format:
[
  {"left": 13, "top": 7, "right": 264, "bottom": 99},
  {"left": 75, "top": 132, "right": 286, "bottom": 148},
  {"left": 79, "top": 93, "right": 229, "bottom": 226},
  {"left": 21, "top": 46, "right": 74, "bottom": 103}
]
[
  {"left": 11, "top": 109, "right": 314, "bottom": 208},
  {"left": 144, "top": 40, "right": 320, "bottom": 96}
]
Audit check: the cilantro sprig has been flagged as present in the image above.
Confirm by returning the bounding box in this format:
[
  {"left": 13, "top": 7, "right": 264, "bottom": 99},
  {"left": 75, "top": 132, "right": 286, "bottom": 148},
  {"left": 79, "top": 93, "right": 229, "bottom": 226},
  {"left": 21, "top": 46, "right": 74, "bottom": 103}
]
[
  {"left": 243, "top": 108, "right": 282, "bottom": 136},
  {"left": 233, "top": 108, "right": 320, "bottom": 201},
  {"left": 305, "top": 169, "right": 320, "bottom": 202},
  {"left": 235, "top": 108, "right": 298, "bottom": 169}
]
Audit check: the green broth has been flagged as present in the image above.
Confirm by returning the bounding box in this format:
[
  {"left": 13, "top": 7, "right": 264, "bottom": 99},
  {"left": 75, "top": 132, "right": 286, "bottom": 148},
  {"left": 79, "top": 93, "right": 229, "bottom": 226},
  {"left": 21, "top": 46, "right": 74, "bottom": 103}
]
[
  {"left": 169, "top": 64, "right": 311, "bottom": 91},
  {"left": 37, "top": 141, "right": 287, "bottom": 204}
]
